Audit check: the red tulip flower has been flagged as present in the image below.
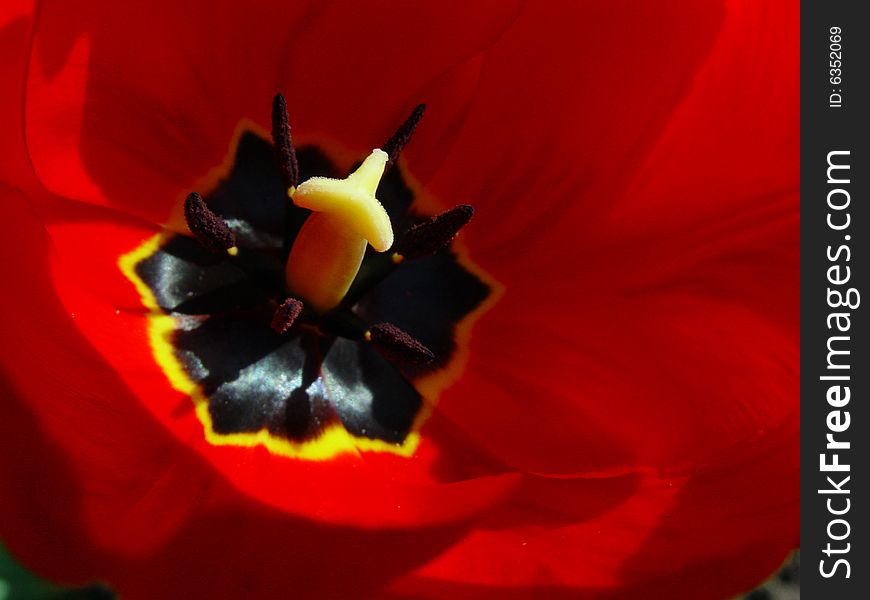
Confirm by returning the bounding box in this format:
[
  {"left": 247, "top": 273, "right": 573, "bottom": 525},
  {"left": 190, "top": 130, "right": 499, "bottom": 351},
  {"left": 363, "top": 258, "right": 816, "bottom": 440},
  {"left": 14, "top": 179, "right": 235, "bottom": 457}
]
[{"left": 0, "top": 0, "right": 798, "bottom": 599}]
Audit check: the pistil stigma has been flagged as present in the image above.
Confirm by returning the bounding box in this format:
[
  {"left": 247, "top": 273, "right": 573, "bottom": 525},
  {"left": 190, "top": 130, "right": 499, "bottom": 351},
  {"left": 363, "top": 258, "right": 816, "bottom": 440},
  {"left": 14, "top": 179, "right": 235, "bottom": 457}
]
[{"left": 285, "top": 150, "right": 394, "bottom": 312}]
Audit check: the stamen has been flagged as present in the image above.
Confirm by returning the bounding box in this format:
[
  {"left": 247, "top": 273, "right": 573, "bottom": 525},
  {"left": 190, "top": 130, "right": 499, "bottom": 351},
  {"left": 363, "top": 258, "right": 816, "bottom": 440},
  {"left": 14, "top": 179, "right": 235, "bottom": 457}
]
[
  {"left": 184, "top": 192, "right": 238, "bottom": 255},
  {"left": 383, "top": 104, "right": 426, "bottom": 171},
  {"left": 395, "top": 204, "right": 473, "bottom": 260},
  {"left": 271, "top": 297, "right": 304, "bottom": 333},
  {"left": 272, "top": 93, "right": 299, "bottom": 191},
  {"left": 365, "top": 323, "right": 434, "bottom": 365}
]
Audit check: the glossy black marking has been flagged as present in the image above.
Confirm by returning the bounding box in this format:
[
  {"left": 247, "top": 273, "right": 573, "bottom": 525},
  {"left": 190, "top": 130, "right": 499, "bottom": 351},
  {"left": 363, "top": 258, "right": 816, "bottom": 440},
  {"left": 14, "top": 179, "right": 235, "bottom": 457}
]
[
  {"left": 354, "top": 249, "right": 490, "bottom": 380},
  {"left": 396, "top": 204, "right": 474, "bottom": 260},
  {"left": 383, "top": 104, "right": 426, "bottom": 171},
  {"left": 135, "top": 132, "right": 490, "bottom": 444},
  {"left": 184, "top": 192, "right": 236, "bottom": 254},
  {"left": 271, "top": 93, "right": 299, "bottom": 189}
]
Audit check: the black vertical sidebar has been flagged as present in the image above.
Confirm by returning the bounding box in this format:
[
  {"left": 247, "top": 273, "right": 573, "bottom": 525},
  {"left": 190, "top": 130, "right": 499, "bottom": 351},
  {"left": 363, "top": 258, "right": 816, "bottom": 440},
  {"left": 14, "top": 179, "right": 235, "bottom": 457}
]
[{"left": 801, "top": 2, "right": 870, "bottom": 598}]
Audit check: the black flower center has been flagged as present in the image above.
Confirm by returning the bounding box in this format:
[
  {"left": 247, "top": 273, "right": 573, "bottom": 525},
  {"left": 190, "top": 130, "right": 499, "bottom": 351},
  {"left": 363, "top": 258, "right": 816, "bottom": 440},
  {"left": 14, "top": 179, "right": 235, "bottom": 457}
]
[{"left": 122, "top": 113, "right": 493, "bottom": 459}]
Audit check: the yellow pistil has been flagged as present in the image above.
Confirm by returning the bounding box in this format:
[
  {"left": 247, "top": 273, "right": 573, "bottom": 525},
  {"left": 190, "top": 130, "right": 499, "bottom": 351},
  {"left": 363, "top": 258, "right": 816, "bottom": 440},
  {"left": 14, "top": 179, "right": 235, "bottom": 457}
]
[{"left": 285, "top": 149, "right": 393, "bottom": 312}]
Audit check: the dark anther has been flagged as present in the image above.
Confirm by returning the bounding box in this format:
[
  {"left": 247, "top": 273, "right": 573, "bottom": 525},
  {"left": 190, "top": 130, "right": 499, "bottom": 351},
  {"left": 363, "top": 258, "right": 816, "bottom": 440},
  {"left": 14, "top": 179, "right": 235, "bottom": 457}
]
[
  {"left": 271, "top": 93, "right": 299, "bottom": 189},
  {"left": 271, "top": 297, "right": 304, "bottom": 333},
  {"left": 383, "top": 104, "right": 426, "bottom": 171},
  {"left": 183, "top": 192, "right": 237, "bottom": 254},
  {"left": 395, "top": 204, "right": 474, "bottom": 260},
  {"left": 366, "top": 323, "right": 434, "bottom": 365}
]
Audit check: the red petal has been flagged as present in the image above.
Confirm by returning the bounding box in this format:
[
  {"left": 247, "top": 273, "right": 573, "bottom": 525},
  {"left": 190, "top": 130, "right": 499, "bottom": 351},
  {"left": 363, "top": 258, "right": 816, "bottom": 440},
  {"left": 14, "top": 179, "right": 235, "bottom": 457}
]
[
  {"left": 430, "top": 0, "right": 798, "bottom": 475},
  {"left": 385, "top": 415, "right": 798, "bottom": 598},
  {"left": 0, "top": 0, "right": 39, "bottom": 193},
  {"left": 0, "top": 187, "right": 209, "bottom": 566},
  {"left": 24, "top": 0, "right": 522, "bottom": 225},
  {"left": 443, "top": 208, "right": 798, "bottom": 475},
  {"left": 423, "top": 1, "right": 726, "bottom": 212},
  {"left": 616, "top": 0, "right": 799, "bottom": 229}
]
